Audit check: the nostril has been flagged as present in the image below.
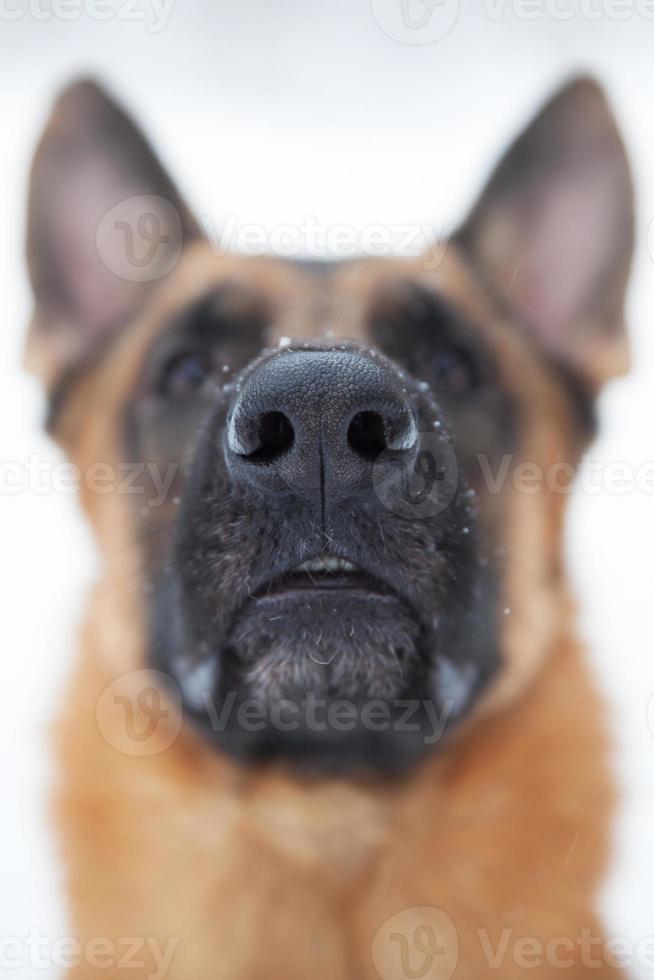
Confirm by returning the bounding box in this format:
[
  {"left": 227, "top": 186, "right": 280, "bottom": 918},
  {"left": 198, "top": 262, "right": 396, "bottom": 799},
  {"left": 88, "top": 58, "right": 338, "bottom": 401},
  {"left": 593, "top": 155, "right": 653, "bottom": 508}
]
[
  {"left": 348, "top": 410, "right": 387, "bottom": 461},
  {"left": 247, "top": 410, "right": 294, "bottom": 463}
]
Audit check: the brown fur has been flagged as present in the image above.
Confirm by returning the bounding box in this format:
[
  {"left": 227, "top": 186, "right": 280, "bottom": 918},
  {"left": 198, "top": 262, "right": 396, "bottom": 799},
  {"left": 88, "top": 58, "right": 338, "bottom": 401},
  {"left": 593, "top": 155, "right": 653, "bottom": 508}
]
[{"left": 48, "top": 247, "right": 618, "bottom": 979}]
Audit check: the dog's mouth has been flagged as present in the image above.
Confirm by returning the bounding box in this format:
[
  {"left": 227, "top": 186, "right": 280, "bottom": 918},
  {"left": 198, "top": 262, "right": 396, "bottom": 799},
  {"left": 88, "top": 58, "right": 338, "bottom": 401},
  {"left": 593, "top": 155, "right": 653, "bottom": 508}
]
[
  {"left": 252, "top": 553, "right": 398, "bottom": 602},
  {"left": 152, "top": 491, "right": 496, "bottom": 771},
  {"left": 219, "top": 550, "right": 424, "bottom": 707}
]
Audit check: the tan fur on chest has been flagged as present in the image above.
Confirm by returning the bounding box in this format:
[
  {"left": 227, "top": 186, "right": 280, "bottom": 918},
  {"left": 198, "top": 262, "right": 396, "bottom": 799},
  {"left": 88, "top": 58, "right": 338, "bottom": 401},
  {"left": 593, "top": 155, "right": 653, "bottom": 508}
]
[{"left": 57, "top": 593, "right": 618, "bottom": 979}]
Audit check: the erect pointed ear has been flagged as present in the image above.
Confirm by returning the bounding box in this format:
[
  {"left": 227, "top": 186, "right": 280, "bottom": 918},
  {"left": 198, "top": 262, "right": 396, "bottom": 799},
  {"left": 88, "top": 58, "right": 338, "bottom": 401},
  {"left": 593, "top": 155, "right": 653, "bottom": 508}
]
[
  {"left": 456, "top": 77, "right": 634, "bottom": 389},
  {"left": 26, "top": 78, "right": 203, "bottom": 391}
]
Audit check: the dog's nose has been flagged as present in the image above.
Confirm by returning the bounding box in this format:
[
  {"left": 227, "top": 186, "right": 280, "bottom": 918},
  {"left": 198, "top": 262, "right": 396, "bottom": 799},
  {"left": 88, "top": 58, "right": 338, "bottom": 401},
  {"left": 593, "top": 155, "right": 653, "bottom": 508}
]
[{"left": 226, "top": 348, "right": 417, "bottom": 508}]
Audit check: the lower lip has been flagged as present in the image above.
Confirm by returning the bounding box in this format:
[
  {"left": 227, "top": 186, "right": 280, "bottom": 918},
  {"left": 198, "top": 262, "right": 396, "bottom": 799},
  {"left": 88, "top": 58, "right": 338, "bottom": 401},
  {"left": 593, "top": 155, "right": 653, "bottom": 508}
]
[
  {"left": 255, "top": 588, "right": 399, "bottom": 605},
  {"left": 254, "top": 572, "right": 396, "bottom": 601}
]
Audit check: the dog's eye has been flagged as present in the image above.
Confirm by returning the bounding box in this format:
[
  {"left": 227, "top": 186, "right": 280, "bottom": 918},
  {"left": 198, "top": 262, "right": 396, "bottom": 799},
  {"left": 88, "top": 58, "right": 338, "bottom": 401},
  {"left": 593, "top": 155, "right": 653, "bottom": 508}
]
[
  {"left": 428, "top": 347, "right": 478, "bottom": 394},
  {"left": 159, "top": 350, "right": 212, "bottom": 398}
]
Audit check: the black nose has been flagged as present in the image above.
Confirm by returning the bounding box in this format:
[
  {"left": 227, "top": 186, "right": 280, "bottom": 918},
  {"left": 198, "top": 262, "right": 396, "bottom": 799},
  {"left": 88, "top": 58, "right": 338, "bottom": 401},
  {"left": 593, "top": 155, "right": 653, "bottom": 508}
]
[{"left": 225, "top": 347, "right": 417, "bottom": 509}]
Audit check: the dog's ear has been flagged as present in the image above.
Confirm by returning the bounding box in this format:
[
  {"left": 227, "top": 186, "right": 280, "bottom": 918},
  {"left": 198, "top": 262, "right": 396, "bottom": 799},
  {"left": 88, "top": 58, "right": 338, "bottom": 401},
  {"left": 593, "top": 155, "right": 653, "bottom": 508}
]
[
  {"left": 26, "top": 78, "right": 202, "bottom": 390},
  {"left": 457, "top": 77, "right": 634, "bottom": 389}
]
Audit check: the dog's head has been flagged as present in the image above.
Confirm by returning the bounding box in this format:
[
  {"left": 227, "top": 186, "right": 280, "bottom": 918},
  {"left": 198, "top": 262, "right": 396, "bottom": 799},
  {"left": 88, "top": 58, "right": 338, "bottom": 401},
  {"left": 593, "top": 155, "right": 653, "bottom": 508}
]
[{"left": 26, "top": 78, "right": 633, "bottom": 773}]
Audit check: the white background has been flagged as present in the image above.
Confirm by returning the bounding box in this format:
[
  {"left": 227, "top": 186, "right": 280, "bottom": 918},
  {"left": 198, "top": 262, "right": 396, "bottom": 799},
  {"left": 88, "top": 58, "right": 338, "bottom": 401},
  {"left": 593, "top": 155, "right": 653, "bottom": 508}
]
[{"left": 1, "top": 1, "right": 653, "bottom": 976}]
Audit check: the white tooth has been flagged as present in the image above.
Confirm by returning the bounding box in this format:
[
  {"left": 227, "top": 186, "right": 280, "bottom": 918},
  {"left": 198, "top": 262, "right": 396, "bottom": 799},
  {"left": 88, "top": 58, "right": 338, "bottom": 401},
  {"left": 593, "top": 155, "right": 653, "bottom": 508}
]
[
  {"left": 295, "top": 556, "right": 357, "bottom": 574},
  {"left": 324, "top": 558, "right": 355, "bottom": 572}
]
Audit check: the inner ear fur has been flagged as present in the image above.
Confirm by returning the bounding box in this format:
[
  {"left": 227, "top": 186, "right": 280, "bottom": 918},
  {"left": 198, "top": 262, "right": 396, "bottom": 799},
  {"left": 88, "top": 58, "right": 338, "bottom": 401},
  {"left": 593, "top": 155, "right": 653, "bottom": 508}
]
[
  {"left": 25, "top": 78, "right": 202, "bottom": 392},
  {"left": 457, "top": 76, "right": 634, "bottom": 390}
]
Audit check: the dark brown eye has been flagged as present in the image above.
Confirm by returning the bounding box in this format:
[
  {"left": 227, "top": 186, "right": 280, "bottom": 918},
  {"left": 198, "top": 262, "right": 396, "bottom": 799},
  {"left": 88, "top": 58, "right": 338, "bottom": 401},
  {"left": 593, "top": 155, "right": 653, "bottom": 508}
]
[
  {"left": 429, "top": 347, "right": 477, "bottom": 394},
  {"left": 159, "top": 350, "right": 212, "bottom": 398}
]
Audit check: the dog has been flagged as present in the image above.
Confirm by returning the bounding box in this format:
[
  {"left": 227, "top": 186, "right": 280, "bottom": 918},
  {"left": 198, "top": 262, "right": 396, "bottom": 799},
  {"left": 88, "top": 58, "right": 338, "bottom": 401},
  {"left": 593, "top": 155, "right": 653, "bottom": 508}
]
[{"left": 25, "top": 75, "right": 633, "bottom": 978}]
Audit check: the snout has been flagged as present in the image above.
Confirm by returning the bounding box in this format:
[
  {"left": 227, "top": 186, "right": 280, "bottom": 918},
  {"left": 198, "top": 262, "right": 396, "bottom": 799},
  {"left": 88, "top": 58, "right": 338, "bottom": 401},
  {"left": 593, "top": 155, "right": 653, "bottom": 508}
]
[
  {"left": 225, "top": 346, "right": 418, "bottom": 510},
  {"left": 154, "top": 339, "right": 496, "bottom": 772}
]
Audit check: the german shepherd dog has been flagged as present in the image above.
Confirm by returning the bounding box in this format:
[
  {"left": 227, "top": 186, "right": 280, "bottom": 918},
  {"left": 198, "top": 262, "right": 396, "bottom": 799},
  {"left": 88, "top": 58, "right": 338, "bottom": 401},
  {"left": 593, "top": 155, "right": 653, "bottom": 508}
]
[{"left": 26, "top": 76, "right": 633, "bottom": 978}]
